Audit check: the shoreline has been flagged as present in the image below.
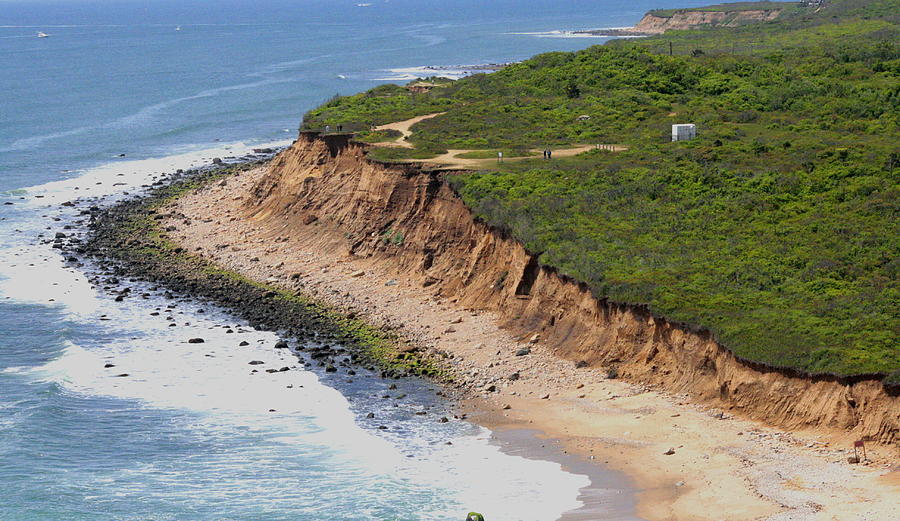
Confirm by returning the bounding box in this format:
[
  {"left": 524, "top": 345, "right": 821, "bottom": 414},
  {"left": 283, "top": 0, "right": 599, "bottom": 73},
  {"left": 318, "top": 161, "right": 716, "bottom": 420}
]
[
  {"left": 73, "top": 160, "right": 634, "bottom": 521},
  {"left": 161, "top": 151, "right": 899, "bottom": 521},
  {"left": 490, "top": 428, "right": 640, "bottom": 521}
]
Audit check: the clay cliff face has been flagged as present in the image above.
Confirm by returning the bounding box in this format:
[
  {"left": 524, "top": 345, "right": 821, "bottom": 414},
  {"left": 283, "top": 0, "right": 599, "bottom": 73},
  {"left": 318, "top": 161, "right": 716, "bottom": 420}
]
[
  {"left": 245, "top": 132, "right": 898, "bottom": 445},
  {"left": 633, "top": 9, "right": 782, "bottom": 34}
]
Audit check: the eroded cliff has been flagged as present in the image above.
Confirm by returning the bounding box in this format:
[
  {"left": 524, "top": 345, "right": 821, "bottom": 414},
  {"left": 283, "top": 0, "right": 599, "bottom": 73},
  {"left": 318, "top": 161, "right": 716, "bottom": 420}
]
[
  {"left": 244, "top": 132, "right": 898, "bottom": 445},
  {"left": 632, "top": 9, "right": 782, "bottom": 34}
]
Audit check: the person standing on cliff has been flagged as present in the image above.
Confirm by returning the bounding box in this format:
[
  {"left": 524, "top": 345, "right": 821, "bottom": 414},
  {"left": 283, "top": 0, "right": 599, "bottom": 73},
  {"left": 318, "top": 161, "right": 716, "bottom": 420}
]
[
  {"left": 547, "top": 148, "right": 552, "bottom": 159},
  {"left": 543, "top": 149, "right": 547, "bottom": 159}
]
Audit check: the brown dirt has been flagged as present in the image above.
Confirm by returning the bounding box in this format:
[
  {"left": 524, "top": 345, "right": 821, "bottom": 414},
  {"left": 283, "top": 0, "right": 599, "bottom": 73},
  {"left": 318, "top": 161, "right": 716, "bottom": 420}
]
[{"left": 165, "top": 133, "right": 900, "bottom": 521}]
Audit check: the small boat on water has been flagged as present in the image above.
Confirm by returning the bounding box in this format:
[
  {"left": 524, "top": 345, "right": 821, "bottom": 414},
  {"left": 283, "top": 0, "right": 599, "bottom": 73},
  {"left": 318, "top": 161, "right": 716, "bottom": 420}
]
[
  {"left": 37, "top": 31, "right": 49, "bottom": 38},
  {"left": 176, "top": 26, "right": 181, "bottom": 31}
]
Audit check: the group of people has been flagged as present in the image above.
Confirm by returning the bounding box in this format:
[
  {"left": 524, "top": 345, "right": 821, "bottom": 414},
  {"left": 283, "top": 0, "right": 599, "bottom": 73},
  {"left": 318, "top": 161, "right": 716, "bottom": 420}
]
[{"left": 542, "top": 148, "right": 553, "bottom": 159}]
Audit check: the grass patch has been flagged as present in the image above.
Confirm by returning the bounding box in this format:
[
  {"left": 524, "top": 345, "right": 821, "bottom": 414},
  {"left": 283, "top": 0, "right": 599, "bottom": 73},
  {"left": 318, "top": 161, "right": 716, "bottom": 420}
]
[{"left": 354, "top": 128, "right": 403, "bottom": 143}]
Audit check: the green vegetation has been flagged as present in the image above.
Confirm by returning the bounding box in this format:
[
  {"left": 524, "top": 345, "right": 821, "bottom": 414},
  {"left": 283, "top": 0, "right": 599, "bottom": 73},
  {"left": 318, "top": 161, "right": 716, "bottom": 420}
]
[
  {"left": 303, "top": 84, "right": 452, "bottom": 133},
  {"left": 302, "top": 0, "right": 899, "bottom": 381},
  {"left": 354, "top": 128, "right": 402, "bottom": 143},
  {"left": 381, "top": 228, "right": 406, "bottom": 246}
]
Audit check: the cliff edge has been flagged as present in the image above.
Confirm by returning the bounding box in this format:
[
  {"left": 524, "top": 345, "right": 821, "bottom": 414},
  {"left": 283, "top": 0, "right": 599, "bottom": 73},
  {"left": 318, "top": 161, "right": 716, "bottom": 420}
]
[
  {"left": 243, "top": 132, "right": 898, "bottom": 446},
  {"left": 580, "top": 3, "right": 788, "bottom": 36},
  {"left": 632, "top": 8, "right": 782, "bottom": 34}
]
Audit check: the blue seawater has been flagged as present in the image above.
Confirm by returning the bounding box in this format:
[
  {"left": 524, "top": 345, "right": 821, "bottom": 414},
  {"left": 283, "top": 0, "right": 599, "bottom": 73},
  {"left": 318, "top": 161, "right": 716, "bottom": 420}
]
[{"left": 0, "top": 1, "right": 708, "bottom": 519}]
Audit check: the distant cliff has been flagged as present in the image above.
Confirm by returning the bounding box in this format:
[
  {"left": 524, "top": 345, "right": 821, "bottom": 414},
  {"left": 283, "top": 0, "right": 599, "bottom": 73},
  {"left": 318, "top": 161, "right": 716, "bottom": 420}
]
[
  {"left": 581, "top": 3, "right": 787, "bottom": 36},
  {"left": 633, "top": 8, "right": 783, "bottom": 34}
]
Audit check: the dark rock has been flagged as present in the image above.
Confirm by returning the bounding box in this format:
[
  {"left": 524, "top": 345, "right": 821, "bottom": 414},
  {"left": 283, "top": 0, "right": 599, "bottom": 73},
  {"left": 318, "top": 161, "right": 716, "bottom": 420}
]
[
  {"left": 239, "top": 341, "right": 250, "bottom": 346},
  {"left": 248, "top": 360, "right": 264, "bottom": 365},
  {"left": 187, "top": 338, "right": 204, "bottom": 343},
  {"left": 365, "top": 412, "right": 375, "bottom": 419},
  {"left": 274, "top": 340, "right": 289, "bottom": 349},
  {"left": 515, "top": 348, "right": 531, "bottom": 356}
]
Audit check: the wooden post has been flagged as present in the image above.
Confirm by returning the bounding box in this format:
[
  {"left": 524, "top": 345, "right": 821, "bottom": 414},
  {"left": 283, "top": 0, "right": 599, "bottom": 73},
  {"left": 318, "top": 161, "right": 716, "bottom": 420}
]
[{"left": 853, "top": 440, "right": 866, "bottom": 462}]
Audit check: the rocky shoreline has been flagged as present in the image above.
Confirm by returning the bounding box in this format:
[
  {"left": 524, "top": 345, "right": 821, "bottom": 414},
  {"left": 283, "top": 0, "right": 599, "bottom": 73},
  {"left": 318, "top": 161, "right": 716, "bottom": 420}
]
[
  {"left": 64, "top": 160, "right": 445, "bottom": 384},
  {"left": 164, "top": 134, "right": 898, "bottom": 521},
  {"left": 48, "top": 139, "right": 899, "bottom": 521}
]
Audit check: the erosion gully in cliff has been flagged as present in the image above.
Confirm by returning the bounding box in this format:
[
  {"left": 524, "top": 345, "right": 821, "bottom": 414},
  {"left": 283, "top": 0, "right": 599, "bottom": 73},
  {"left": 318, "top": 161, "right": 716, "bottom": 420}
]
[{"left": 241, "top": 131, "right": 898, "bottom": 447}]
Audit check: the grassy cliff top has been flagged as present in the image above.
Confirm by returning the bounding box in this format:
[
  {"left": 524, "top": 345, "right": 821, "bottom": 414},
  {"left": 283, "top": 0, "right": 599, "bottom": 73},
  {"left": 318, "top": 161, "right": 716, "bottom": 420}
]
[
  {"left": 301, "top": 0, "right": 900, "bottom": 382},
  {"left": 648, "top": 1, "right": 798, "bottom": 18}
]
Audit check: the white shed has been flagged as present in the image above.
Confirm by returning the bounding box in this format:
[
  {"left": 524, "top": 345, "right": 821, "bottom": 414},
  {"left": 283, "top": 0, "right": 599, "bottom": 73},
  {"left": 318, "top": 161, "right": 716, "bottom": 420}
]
[{"left": 672, "top": 124, "right": 697, "bottom": 142}]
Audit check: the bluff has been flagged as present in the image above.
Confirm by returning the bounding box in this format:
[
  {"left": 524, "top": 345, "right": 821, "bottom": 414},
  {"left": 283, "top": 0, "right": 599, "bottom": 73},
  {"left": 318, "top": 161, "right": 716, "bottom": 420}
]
[
  {"left": 243, "top": 132, "right": 899, "bottom": 445},
  {"left": 631, "top": 8, "right": 783, "bottom": 34}
]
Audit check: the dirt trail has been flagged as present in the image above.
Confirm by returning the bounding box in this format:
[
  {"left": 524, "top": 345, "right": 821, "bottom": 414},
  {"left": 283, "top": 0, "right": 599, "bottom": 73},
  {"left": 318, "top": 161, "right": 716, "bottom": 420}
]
[
  {"left": 373, "top": 113, "right": 625, "bottom": 169},
  {"left": 420, "top": 144, "right": 621, "bottom": 170},
  {"left": 373, "top": 112, "right": 445, "bottom": 148}
]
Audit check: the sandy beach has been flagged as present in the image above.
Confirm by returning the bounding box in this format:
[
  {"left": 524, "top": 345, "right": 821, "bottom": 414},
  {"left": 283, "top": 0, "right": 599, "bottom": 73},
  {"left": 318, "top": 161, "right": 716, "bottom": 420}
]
[{"left": 164, "top": 164, "right": 899, "bottom": 521}]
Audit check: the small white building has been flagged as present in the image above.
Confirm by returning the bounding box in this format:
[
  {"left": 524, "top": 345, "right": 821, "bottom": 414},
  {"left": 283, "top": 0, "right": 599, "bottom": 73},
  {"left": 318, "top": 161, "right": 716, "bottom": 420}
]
[{"left": 672, "top": 124, "right": 697, "bottom": 142}]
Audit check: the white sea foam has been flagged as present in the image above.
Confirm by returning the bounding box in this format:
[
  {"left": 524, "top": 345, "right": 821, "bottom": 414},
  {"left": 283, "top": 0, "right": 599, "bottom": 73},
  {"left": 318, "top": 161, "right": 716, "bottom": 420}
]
[
  {"left": 508, "top": 29, "right": 645, "bottom": 39},
  {"left": 374, "top": 65, "right": 498, "bottom": 82},
  {"left": 27, "top": 295, "right": 587, "bottom": 520},
  {"left": 0, "top": 142, "right": 593, "bottom": 521},
  {"left": 13, "top": 139, "right": 289, "bottom": 207}
]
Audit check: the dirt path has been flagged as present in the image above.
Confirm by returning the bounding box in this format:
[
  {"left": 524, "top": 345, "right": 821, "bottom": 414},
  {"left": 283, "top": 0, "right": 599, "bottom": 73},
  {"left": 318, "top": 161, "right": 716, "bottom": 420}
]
[
  {"left": 420, "top": 144, "right": 625, "bottom": 170},
  {"left": 373, "top": 112, "right": 445, "bottom": 148},
  {"left": 372, "top": 113, "right": 626, "bottom": 169}
]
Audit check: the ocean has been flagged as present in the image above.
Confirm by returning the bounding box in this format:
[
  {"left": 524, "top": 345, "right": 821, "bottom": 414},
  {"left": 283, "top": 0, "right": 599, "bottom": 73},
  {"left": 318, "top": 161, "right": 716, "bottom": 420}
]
[{"left": 0, "top": 1, "right": 707, "bottom": 519}]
